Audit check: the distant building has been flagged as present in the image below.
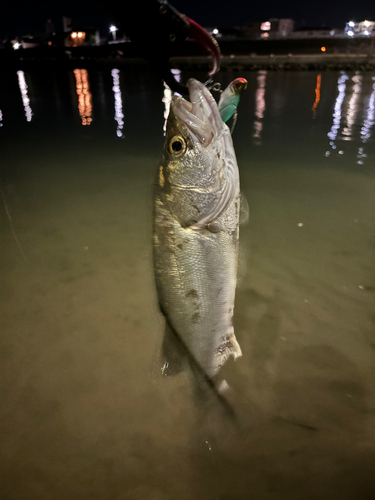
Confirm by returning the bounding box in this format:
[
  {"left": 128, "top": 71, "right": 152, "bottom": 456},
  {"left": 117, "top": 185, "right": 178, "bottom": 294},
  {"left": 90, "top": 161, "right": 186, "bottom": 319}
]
[
  {"left": 242, "top": 22, "right": 262, "bottom": 39},
  {"left": 64, "top": 27, "right": 100, "bottom": 47},
  {"left": 243, "top": 19, "right": 294, "bottom": 39},
  {"left": 292, "top": 27, "right": 338, "bottom": 38},
  {"left": 345, "top": 20, "right": 375, "bottom": 37},
  {"left": 45, "top": 19, "right": 55, "bottom": 36},
  {"left": 268, "top": 19, "right": 294, "bottom": 37}
]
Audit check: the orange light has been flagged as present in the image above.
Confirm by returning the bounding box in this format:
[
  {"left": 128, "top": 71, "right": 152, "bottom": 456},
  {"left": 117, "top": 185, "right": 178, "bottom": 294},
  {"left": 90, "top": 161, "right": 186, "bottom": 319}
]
[
  {"left": 74, "top": 69, "right": 93, "bottom": 126},
  {"left": 71, "top": 32, "right": 77, "bottom": 38},
  {"left": 321, "top": 46, "right": 326, "bottom": 52},
  {"left": 48, "top": 41, "right": 52, "bottom": 46},
  {"left": 77, "top": 32, "right": 83, "bottom": 38},
  {"left": 312, "top": 74, "right": 321, "bottom": 118}
]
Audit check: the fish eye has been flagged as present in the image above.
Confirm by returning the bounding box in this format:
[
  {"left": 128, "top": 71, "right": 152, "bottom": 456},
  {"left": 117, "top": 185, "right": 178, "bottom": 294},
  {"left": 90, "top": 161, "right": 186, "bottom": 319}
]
[{"left": 169, "top": 135, "right": 186, "bottom": 156}]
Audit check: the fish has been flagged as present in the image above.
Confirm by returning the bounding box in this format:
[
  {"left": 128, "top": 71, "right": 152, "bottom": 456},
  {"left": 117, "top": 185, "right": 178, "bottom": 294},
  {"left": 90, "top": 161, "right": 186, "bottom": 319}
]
[
  {"left": 218, "top": 77, "right": 248, "bottom": 123},
  {"left": 153, "top": 78, "right": 242, "bottom": 380}
]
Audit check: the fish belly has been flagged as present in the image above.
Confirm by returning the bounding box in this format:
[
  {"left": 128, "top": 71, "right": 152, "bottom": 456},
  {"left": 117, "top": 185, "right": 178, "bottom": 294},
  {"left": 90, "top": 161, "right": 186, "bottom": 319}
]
[{"left": 153, "top": 196, "right": 240, "bottom": 377}]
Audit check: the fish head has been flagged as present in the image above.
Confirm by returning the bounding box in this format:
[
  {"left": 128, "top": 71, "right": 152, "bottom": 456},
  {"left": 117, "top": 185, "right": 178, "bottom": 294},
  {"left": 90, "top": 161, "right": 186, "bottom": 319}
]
[
  {"left": 159, "top": 78, "right": 239, "bottom": 228},
  {"left": 162, "top": 78, "right": 229, "bottom": 190}
]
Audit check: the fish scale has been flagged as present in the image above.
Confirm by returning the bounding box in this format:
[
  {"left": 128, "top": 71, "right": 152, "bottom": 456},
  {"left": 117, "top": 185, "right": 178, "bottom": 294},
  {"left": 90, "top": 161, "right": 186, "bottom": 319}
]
[{"left": 153, "top": 79, "right": 242, "bottom": 378}]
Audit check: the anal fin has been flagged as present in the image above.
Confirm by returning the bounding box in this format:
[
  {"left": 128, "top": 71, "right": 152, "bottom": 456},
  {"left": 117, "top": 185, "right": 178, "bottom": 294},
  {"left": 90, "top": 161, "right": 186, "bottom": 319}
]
[
  {"left": 215, "top": 333, "right": 242, "bottom": 369},
  {"left": 160, "top": 320, "right": 188, "bottom": 376}
]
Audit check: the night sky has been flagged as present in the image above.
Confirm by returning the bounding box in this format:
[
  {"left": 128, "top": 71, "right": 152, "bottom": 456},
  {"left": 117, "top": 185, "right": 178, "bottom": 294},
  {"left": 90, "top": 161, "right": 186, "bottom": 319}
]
[{"left": 1, "top": 0, "right": 374, "bottom": 38}]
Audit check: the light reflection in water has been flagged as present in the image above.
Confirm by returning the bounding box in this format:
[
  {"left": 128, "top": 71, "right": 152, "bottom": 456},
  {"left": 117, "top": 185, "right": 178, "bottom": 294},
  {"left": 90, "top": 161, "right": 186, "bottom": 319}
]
[
  {"left": 360, "top": 77, "right": 375, "bottom": 143},
  {"left": 111, "top": 69, "right": 124, "bottom": 138},
  {"left": 341, "top": 73, "right": 362, "bottom": 141},
  {"left": 312, "top": 74, "right": 321, "bottom": 118},
  {"left": 162, "top": 69, "right": 181, "bottom": 134},
  {"left": 326, "top": 73, "right": 348, "bottom": 154},
  {"left": 17, "top": 70, "right": 33, "bottom": 122},
  {"left": 0, "top": 109, "right": 3, "bottom": 127},
  {"left": 357, "top": 77, "right": 375, "bottom": 164},
  {"left": 253, "top": 70, "right": 267, "bottom": 144},
  {"left": 73, "top": 69, "right": 93, "bottom": 126}
]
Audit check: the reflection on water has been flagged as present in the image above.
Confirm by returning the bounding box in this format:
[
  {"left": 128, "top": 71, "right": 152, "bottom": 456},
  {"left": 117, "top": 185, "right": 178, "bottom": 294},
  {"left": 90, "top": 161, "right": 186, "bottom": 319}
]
[
  {"left": 360, "top": 77, "right": 375, "bottom": 143},
  {"left": 326, "top": 72, "right": 348, "bottom": 154},
  {"left": 17, "top": 70, "right": 33, "bottom": 122},
  {"left": 357, "top": 77, "right": 375, "bottom": 164},
  {"left": 253, "top": 70, "right": 267, "bottom": 144},
  {"left": 0, "top": 109, "right": 3, "bottom": 127},
  {"left": 325, "top": 72, "right": 375, "bottom": 164},
  {"left": 312, "top": 74, "right": 321, "bottom": 118},
  {"left": 1, "top": 68, "right": 375, "bottom": 500},
  {"left": 73, "top": 68, "right": 93, "bottom": 126},
  {"left": 111, "top": 68, "right": 124, "bottom": 138},
  {"left": 342, "top": 73, "right": 362, "bottom": 141}
]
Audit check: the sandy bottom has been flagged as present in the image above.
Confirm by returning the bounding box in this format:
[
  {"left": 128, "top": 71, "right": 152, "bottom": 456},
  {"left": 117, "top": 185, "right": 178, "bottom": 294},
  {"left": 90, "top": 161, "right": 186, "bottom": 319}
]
[{"left": 1, "top": 69, "right": 375, "bottom": 499}]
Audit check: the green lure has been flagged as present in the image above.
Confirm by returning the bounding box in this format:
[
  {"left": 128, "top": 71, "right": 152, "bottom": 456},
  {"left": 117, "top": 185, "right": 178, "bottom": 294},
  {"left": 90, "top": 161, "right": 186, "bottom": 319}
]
[{"left": 218, "top": 77, "right": 248, "bottom": 123}]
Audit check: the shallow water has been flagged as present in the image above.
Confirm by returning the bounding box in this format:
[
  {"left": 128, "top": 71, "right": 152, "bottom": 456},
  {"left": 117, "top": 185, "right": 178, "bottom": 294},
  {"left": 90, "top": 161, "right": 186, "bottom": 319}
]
[{"left": 1, "top": 67, "right": 375, "bottom": 499}]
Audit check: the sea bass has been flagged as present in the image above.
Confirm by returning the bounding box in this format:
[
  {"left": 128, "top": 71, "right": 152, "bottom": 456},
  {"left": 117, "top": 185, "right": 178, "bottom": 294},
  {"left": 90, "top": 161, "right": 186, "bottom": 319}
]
[{"left": 153, "top": 79, "right": 242, "bottom": 379}]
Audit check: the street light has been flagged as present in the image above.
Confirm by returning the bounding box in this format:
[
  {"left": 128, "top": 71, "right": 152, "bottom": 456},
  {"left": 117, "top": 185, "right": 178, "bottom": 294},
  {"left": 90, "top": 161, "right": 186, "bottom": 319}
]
[{"left": 110, "top": 25, "right": 118, "bottom": 41}]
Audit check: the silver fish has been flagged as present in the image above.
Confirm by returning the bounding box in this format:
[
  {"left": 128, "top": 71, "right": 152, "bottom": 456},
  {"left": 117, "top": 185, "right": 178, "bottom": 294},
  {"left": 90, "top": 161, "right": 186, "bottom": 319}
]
[{"left": 153, "top": 79, "right": 242, "bottom": 379}]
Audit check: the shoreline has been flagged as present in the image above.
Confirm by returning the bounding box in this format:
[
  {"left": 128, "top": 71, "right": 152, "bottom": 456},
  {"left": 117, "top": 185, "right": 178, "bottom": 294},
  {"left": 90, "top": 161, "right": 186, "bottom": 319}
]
[{"left": 2, "top": 53, "right": 375, "bottom": 72}]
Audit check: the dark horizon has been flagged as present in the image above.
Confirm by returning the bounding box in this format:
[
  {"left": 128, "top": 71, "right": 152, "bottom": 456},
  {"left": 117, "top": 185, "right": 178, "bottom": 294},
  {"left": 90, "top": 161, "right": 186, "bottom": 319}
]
[{"left": 0, "top": 0, "right": 374, "bottom": 38}]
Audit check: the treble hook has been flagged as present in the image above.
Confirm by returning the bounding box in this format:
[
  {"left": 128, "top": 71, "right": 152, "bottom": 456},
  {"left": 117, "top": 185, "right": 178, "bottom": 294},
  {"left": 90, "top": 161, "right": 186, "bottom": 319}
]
[{"left": 204, "top": 78, "right": 222, "bottom": 93}]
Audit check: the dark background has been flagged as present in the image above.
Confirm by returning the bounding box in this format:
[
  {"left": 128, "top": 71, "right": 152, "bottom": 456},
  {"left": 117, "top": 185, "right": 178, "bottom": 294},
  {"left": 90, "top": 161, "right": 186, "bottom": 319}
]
[{"left": 1, "top": 0, "right": 374, "bottom": 38}]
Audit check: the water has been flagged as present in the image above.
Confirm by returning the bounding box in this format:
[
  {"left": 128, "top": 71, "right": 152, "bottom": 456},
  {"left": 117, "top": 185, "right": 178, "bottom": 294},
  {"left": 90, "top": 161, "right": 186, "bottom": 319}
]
[{"left": 1, "top": 67, "right": 375, "bottom": 499}]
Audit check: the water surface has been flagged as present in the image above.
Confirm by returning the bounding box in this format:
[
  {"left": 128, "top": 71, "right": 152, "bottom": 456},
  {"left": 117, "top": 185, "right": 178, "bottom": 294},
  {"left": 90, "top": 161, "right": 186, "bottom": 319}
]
[{"left": 1, "top": 68, "right": 375, "bottom": 499}]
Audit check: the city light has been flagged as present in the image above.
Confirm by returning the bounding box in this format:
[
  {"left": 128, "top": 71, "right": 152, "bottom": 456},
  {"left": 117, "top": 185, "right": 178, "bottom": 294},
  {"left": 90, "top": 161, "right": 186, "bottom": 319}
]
[
  {"left": 111, "top": 68, "right": 124, "bottom": 138},
  {"left": 312, "top": 74, "right": 321, "bottom": 118},
  {"left": 327, "top": 73, "right": 348, "bottom": 143},
  {"left": 17, "top": 70, "right": 33, "bottom": 122},
  {"left": 321, "top": 46, "right": 326, "bottom": 52},
  {"left": 347, "top": 30, "right": 354, "bottom": 37},
  {"left": 13, "top": 42, "right": 21, "bottom": 50},
  {"left": 71, "top": 32, "right": 77, "bottom": 38},
  {"left": 260, "top": 21, "right": 271, "bottom": 31},
  {"left": 212, "top": 28, "right": 219, "bottom": 35},
  {"left": 77, "top": 32, "right": 83, "bottom": 38},
  {"left": 73, "top": 69, "right": 93, "bottom": 126},
  {"left": 348, "top": 21, "right": 355, "bottom": 27},
  {"left": 253, "top": 70, "right": 267, "bottom": 144},
  {"left": 364, "top": 30, "right": 370, "bottom": 36},
  {"left": 109, "top": 26, "right": 118, "bottom": 33}
]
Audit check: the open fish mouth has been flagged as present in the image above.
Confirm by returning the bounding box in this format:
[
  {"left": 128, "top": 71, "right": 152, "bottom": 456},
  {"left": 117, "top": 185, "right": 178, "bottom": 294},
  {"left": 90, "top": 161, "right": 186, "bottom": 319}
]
[{"left": 171, "top": 79, "right": 223, "bottom": 146}]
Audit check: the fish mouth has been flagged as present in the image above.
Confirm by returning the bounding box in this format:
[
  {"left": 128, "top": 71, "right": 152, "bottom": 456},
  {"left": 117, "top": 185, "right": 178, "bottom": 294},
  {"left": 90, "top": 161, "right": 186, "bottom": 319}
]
[{"left": 171, "top": 79, "right": 223, "bottom": 146}]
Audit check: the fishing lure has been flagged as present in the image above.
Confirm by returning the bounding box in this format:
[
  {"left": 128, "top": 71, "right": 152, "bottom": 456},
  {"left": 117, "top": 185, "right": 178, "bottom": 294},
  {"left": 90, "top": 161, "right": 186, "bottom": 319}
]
[{"left": 218, "top": 77, "right": 248, "bottom": 123}]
